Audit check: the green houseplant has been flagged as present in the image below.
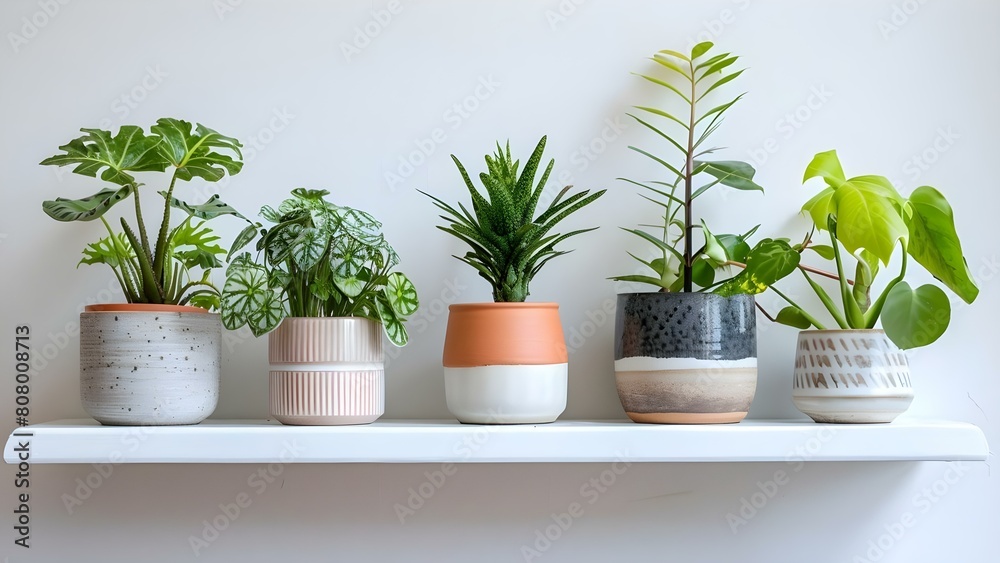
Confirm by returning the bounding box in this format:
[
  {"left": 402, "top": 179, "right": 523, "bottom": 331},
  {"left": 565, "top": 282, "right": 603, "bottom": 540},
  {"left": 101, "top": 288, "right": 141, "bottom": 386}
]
[
  {"left": 222, "top": 188, "right": 418, "bottom": 425},
  {"left": 768, "top": 150, "right": 979, "bottom": 423},
  {"left": 420, "top": 136, "right": 605, "bottom": 424},
  {"left": 40, "top": 119, "right": 250, "bottom": 425},
  {"left": 611, "top": 42, "right": 800, "bottom": 424}
]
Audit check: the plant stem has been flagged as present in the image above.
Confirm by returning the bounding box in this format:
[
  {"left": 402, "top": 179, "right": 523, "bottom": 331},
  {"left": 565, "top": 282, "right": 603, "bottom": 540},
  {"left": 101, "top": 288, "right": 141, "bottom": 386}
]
[
  {"left": 152, "top": 171, "right": 180, "bottom": 287},
  {"left": 131, "top": 183, "right": 152, "bottom": 259},
  {"left": 800, "top": 268, "right": 848, "bottom": 329},
  {"left": 770, "top": 285, "right": 827, "bottom": 330},
  {"left": 683, "top": 57, "right": 697, "bottom": 292},
  {"left": 865, "top": 250, "right": 908, "bottom": 328}
]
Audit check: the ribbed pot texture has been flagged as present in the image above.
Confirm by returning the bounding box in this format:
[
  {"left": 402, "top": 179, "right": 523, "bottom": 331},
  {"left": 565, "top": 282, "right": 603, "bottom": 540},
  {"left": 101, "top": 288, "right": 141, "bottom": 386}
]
[
  {"left": 613, "top": 292, "right": 758, "bottom": 424},
  {"left": 268, "top": 317, "right": 384, "bottom": 425},
  {"left": 792, "top": 329, "right": 913, "bottom": 423},
  {"left": 80, "top": 304, "right": 221, "bottom": 426}
]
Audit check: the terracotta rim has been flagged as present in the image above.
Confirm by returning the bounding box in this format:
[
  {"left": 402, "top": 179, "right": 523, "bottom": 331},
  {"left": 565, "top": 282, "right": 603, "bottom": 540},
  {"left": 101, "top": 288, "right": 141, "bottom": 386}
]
[
  {"left": 443, "top": 301, "right": 567, "bottom": 367},
  {"left": 449, "top": 302, "right": 559, "bottom": 311},
  {"left": 84, "top": 303, "right": 210, "bottom": 314}
]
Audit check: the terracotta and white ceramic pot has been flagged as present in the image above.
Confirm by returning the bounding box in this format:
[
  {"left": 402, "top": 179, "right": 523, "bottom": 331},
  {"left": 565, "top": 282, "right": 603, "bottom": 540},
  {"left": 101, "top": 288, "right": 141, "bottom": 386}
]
[
  {"left": 268, "top": 317, "right": 384, "bottom": 425},
  {"left": 792, "top": 329, "right": 913, "bottom": 423},
  {"left": 613, "top": 293, "right": 757, "bottom": 424},
  {"left": 442, "top": 303, "right": 568, "bottom": 424},
  {"left": 80, "top": 303, "right": 221, "bottom": 426}
]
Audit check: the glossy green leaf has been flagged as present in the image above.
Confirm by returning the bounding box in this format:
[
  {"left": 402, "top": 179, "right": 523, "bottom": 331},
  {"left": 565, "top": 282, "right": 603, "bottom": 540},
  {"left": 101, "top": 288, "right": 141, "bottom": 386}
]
[
  {"left": 385, "top": 272, "right": 419, "bottom": 317},
  {"left": 831, "top": 179, "right": 908, "bottom": 265},
  {"left": 169, "top": 219, "right": 225, "bottom": 270},
  {"left": 807, "top": 244, "right": 836, "bottom": 260},
  {"left": 39, "top": 125, "right": 167, "bottom": 185},
  {"left": 162, "top": 193, "right": 250, "bottom": 222},
  {"left": 79, "top": 233, "right": 133, "bottom": 269},
  {"left": 802, "top": 186, "right": 835, "bottom": 228},
  {"left": 881, "top": 281, "right": 951, "bottom": 349},
  {"left": 802, "top": 150, "right": 845, "bottom": 188},
  {"left": 905, "top": 186, "right": 979, "bottom": 304},
  {"left": 221, "top": 254, "right": 285, "bottom": 336},
  {"left": 42, "top": 185, "right": 135, "bottom": 222},
  {"left": 695, "top": 160, "right": 763, "bottom": 192},
  {"left": 775, "top": 306, "right": 813, "bottom": 329},
  {"left": 290, "top": 227, "right": 327, "bottom": 271},
  {"left": 150, "top": 118, "right": 243, "bottom": 183},
  {"left": 375, "top": 295, "right": 409, "bottom": 346},
  {"left": 714, "top": 239, "right": 800, "bottom": 296},
  {"left": 691, "top": 41, "right": 713, "bottom": 59}
]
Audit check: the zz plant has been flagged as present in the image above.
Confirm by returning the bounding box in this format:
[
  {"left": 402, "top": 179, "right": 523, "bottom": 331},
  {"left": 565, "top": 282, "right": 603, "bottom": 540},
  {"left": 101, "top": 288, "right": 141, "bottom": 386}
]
[
  {"left": 763, "top": 150, "right": 979, "bottom": 349},
  {"left": 421, "top": 136, "right": 605, "bottom": 302},
  {"left": 221, "top": 188, "right": 418, "bottom": 346},
  {"left": 40, "top": 119, "right": 254, "bottom": 310},
  {"left": 612, "top": 42, "right": 800, "bottom": 296}
]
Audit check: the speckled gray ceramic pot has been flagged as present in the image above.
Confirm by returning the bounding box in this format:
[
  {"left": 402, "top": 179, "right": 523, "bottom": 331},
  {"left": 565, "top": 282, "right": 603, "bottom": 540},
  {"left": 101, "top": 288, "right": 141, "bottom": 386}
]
[
  {"left": 614, "top": 293, "right": 757, "bottom": 424},
  {"left": 80, "top": 304, "right": 221, "bottom": 426}
]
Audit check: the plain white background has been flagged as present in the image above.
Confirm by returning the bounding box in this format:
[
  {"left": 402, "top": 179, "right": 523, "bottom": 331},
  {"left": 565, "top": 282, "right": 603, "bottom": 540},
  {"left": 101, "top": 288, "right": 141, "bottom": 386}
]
[{"left": 1, "top": 0, "right": 997, "bottom": 561}]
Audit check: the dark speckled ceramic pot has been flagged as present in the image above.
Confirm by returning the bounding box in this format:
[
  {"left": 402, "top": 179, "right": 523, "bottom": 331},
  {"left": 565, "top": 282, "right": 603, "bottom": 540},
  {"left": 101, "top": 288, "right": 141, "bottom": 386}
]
[{"left": 613, "top": 292, "right": 757, "bottom": 424}]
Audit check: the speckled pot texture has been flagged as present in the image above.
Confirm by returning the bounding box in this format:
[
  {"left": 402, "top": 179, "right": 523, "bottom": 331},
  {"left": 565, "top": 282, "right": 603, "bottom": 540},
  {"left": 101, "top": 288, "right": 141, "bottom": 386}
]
[
  {"left": 614, "top": 293, "right": 757, "bottom": 424},
  {"left": 80, "top": 304, "right": 221, "bottom": 426}
]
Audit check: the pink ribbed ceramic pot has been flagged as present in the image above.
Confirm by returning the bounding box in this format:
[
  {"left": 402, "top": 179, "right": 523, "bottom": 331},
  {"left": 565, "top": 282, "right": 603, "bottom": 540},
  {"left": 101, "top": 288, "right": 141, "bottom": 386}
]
[{"left": 268, "top": 317, "right": 384, "bottom": 425}]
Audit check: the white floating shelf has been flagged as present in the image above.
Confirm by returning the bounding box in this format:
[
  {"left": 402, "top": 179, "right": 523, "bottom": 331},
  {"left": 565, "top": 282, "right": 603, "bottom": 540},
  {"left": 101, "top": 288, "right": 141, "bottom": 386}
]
[{"left": 4, "top": 418, "right": 988, "bottom": 464}]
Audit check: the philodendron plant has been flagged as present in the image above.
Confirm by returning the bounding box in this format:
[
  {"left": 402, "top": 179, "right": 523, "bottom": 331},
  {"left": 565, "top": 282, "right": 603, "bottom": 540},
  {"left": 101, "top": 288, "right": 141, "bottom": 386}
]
[
  {"left": 612, "top": 42, "right": 801, "bottom": 296},
  {"left": 40, "top": 119, "right": 255, "bottom": 310},
  {"left": 420, "top": 136, "right": 605, "bottom": 302},
  {"left": 221, "top": 188, "right": 418, "bottom": 346},
  {"left": 764, "top": 150, "right": 979, "bottom": 349}
]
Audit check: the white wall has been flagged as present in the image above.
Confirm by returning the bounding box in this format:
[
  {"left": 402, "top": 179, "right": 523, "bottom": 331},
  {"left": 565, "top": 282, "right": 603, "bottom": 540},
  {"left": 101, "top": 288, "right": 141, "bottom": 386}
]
[{"left": 1, "top": 1, "right": 997, "bottom": 561}]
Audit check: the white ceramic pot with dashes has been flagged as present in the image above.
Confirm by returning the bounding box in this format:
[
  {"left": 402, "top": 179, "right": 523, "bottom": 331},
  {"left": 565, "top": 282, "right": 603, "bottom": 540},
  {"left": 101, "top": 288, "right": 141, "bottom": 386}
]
[
  {"left": 268, "top": 317, "right": 384, "bottom": 425},
  {"left": 792, "top": 329, "right": 913, "bottom": 423}
]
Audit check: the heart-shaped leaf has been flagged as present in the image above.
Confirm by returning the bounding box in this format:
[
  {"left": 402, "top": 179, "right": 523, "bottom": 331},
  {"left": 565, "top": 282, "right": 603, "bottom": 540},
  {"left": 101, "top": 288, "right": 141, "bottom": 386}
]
[
  {"left": 384, "top": 272, "right": 418, "bottom": 317},
  {"left": 881, "top": 281, "right": 951, "bottom": 349}
]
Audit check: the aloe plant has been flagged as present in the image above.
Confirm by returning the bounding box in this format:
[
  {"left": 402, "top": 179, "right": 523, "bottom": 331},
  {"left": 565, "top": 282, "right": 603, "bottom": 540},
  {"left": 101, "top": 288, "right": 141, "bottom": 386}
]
[
  {"left": 221, "top": 189, "right": 418, "bottom": 346},
  {"left": 420, "top": 136, "right": 605, "bottom": 302},
  {"left": 763, "top": 150, "right": 979, "bottom": 349},
  {"left": 612, "top": 42, "right": 799, "bottom": 295},
  {"left": 40, "top": 119, "right": 254, "bottom": 309}
]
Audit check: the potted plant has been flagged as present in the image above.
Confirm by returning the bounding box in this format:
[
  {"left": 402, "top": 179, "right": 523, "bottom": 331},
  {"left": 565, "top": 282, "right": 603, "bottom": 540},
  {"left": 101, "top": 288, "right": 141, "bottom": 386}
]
[
  {"left": 221, "top": 188, "right": 418, "bottom": 425},
  {"left": 41, "top": 119, "right": 251, "bottom": 425},
  {"left": 420, "top": 136, "right": 605, "bottom": 424},
  {"left": 610, "top": 42, "right": 802, "bottom": 424},
  {"left": 762, "top": 150, "right": 979, "bottom": 423}
]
